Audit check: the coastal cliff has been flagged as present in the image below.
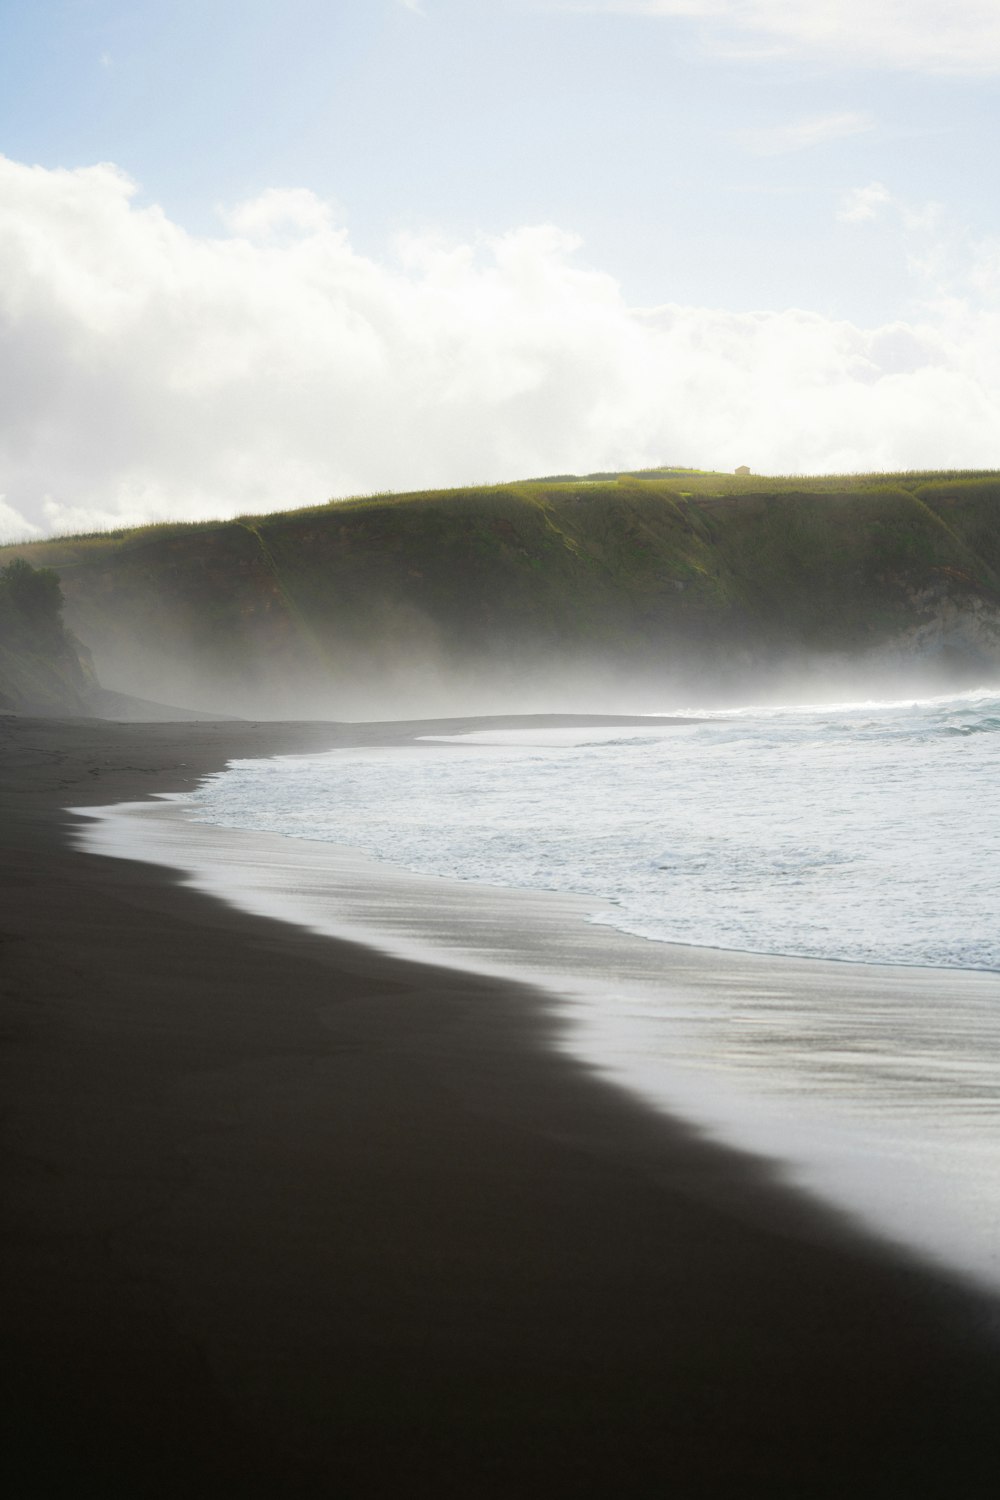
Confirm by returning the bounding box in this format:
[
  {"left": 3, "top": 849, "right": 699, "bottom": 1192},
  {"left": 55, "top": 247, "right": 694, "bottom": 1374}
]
[
  {"left": 4, "top": 469, "right": 1000, "bottom": 715},
  {"left": 0, "top": 559, "right": 97, "bottom": 715}
]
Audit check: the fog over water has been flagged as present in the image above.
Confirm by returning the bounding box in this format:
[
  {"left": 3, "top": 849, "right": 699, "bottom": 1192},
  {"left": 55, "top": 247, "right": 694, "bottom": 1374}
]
[{"left": 78, "top": 619, "right": 998, "bottom": 724}]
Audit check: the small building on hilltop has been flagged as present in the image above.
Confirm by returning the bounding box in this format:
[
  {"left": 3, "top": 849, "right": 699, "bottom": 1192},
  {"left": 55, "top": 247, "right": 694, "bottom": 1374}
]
[{"left": 735, "top": 465, "right": 751, "bottom": 477}]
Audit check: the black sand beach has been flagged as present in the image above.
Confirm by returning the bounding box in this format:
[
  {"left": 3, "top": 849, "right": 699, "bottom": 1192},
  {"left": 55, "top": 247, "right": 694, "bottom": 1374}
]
[{"left": 3, "top": 711, "right": 1000, "bottom": 1498}]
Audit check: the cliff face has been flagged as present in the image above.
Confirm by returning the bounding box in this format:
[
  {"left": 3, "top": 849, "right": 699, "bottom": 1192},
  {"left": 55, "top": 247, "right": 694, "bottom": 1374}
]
[
  {"left": 4, "top": 471, "right": 1000, "bottom": 717},
  {"left": 0, "top": 559, "right": 97, "bottom": 715}
]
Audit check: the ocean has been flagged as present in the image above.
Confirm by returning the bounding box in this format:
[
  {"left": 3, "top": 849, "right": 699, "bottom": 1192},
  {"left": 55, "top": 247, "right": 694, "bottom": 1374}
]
[
  {"left": 189, "top": 687, "right": 1000, "bottom": 973},
  {"left": 74, "top": 687, "right": 1000, "bottom": 1296}
]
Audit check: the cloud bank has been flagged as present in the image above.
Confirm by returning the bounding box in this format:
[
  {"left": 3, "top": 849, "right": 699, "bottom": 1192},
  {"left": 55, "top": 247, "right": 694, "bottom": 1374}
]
[
  {"left": 1, "top": 154, "right": 1000, "bottom": 539},
  {"left": 552, "top": 1, "right": 1000, "bottom": 74}
]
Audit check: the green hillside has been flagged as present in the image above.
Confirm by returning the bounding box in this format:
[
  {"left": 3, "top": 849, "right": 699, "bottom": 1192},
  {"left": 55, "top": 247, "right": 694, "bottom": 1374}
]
[
  {"left": 4, "top": 469, "right": 1000, "bottom": 716},
  {"left": 0, "top": 559, "right": 97, "bottom": 714}
]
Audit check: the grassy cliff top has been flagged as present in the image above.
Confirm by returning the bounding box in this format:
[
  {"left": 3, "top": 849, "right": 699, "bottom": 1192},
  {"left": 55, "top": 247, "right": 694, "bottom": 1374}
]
[
  {"left": 6, "top": 466, "right": 1000, "bottom": 564},
  {"left": 5, "top": 466, "right": 1000, "bottom": 717}
]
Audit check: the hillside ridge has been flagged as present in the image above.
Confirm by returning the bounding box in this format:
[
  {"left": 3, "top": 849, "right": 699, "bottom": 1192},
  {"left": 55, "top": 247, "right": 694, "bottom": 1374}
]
[{"left": 5, "top": 469, "right": 1000, "bottom": 716}]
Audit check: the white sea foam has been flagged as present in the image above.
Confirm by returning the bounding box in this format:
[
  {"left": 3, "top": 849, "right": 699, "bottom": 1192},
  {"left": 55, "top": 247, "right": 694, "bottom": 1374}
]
[{"left": 187, "top": 687, "right": 1000, "bottom": 972}]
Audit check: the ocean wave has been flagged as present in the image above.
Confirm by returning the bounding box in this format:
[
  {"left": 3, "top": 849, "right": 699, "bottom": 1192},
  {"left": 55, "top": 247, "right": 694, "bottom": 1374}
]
[{"left": 191, "top": 688, "right": 1000, "bottom": 973}]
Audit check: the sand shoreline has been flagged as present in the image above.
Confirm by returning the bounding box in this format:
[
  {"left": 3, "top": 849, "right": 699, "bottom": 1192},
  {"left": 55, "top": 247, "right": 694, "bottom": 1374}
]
[
  {"left": 76, "top": 769, "right": 1000, "bottom": 1298},
  {"left": 3, "top": 710, "right": 1000, "bottom": 1496}
]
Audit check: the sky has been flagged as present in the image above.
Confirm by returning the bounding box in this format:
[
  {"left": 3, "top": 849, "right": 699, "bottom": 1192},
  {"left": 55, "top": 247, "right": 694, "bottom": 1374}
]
[{"left": 2, "top": 0, "right": 1000, "bottom": 537}]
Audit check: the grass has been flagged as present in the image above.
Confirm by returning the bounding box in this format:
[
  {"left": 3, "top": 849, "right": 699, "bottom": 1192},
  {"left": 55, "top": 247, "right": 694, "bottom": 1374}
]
[{"left": 4, "top": 465, "right": 1000, "bottom": 699}]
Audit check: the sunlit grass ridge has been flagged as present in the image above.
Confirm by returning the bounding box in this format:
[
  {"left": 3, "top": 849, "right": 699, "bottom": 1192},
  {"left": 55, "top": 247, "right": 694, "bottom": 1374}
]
[{"left": 3, "top": 465, "right": 1000, "bottom": 717}]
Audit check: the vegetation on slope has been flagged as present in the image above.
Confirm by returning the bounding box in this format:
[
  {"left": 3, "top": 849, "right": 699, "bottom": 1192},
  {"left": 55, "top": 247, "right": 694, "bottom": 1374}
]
[
  {"left": 0, "top": 559, "right": 96, "bottom": 713},
  {"left": 4, "top": 468, "right": 1000, "bottom": 714}
]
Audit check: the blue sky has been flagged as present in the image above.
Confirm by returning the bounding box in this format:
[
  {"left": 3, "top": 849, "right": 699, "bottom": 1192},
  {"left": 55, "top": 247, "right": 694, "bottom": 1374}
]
[{"left": 2, "top": 0, "right": 1000, "bottom": 534}]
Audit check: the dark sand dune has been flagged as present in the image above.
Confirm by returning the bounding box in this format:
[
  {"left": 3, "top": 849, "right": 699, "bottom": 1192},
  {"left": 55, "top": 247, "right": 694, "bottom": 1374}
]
[{"left": 2, "top": 712, "right": 999, "bottom": 1497}]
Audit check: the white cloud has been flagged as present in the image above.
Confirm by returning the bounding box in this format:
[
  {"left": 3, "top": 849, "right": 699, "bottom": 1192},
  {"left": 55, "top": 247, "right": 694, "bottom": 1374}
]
[
  {"left": 548, "top": 2, "right": 1000, "bottom": 74},
  {"left": 0, "top": 495, "right": 42, "bottom": 543},
  {"left": 732, "top": 110, "right": 874, "bottom": 156},
  {"left": 2, "top": 154, "right": 1000, "bottom": 539},
  {"left": 837, "top": 180, "right": 893, "bottom": 222},
  {"left": 839, "top": 180, "right": 946, "bottom": 239},
  {"left": 220, "top": 187, "right": 340, "bottom": 239}
]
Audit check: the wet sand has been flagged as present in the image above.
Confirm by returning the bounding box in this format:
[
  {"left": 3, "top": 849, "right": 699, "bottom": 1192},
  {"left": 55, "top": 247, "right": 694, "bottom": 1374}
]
[{"left": 2, "top": 711, "right": 1000, "bottom": 1497}]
